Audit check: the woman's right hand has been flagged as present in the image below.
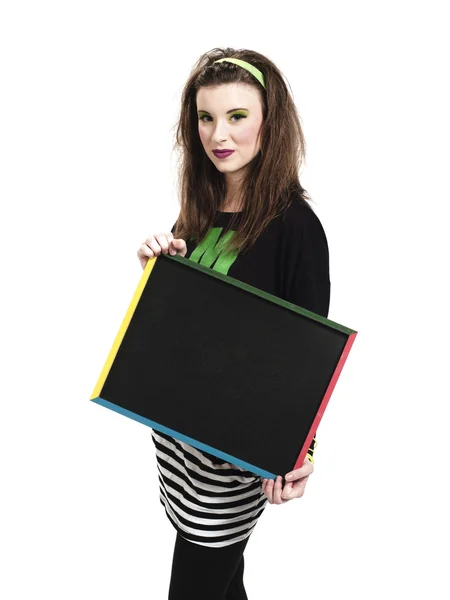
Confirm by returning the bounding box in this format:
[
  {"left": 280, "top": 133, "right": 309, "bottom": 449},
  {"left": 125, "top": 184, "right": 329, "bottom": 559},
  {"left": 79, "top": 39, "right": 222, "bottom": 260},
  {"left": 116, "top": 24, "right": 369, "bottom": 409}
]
[{"left": 137, "top": 233, "right": 187, "bottom": 270}]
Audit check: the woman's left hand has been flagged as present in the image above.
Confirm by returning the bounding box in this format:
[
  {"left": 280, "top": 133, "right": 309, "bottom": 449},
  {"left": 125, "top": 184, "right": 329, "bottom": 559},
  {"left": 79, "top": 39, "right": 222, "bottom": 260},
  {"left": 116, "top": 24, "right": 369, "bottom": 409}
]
[{"left": 262, "top": 457, "right": 314, "bottom": 504}]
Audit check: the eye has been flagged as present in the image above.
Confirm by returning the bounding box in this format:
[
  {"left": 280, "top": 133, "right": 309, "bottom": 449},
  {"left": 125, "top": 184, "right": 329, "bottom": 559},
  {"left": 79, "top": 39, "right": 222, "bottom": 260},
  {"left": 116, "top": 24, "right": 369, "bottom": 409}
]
[
  {"left": 198, "top": 114, "right": 247, "bottom": 123},
  {"left": 230, "top": 113, "right": 247, "bottom": 121}
]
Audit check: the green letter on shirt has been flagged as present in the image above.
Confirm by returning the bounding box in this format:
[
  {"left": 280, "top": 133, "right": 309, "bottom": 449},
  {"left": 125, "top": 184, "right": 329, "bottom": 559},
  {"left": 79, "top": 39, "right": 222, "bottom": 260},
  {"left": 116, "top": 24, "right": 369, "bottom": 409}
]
[{"left": 189, "top": 227, "right": 239, "bottom": 275}]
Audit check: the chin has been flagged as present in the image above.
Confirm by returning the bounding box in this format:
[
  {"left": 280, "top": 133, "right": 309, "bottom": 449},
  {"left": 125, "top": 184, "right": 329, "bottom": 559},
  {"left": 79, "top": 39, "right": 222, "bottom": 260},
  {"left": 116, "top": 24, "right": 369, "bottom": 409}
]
[
  {"left": 217, "top": 160, "right": 245, "bottom": 171},
  {"left": 214, "top": 164, "right": 235, "bottom": 172}
]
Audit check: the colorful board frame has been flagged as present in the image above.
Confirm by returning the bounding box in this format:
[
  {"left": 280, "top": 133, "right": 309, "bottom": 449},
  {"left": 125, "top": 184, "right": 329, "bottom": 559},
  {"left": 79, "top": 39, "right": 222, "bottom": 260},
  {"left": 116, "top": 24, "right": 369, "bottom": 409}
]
[{"left": 91, "top": 254, "right": 357, "bottom": 479}]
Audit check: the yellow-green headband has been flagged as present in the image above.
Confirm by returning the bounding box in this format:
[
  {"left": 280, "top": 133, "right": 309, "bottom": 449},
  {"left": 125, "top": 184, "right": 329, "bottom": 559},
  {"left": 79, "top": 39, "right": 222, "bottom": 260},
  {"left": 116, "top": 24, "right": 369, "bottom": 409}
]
[{"left": 213, "top": 58, "right": 266, "bottom": 90}]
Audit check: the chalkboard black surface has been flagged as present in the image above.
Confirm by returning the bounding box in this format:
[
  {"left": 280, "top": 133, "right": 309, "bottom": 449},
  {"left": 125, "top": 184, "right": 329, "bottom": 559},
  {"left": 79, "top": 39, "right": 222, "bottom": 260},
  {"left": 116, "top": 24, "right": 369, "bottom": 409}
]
[{"left": 91, "top": 253, "right": 357, "bottom": 479}]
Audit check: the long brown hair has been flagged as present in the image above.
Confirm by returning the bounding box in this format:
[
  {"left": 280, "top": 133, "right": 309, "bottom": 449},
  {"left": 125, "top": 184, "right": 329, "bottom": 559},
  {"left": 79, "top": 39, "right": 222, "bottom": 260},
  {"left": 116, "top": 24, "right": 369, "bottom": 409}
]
[{"left": 172, "top": 47, "right": 313, "bottom": 254}]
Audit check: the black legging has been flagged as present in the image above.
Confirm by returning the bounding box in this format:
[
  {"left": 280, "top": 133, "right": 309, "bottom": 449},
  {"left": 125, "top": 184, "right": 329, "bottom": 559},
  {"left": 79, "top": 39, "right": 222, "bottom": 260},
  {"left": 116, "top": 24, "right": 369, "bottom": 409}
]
[{"left": 168, "top": 532, "right": 250, "bottom": 599}]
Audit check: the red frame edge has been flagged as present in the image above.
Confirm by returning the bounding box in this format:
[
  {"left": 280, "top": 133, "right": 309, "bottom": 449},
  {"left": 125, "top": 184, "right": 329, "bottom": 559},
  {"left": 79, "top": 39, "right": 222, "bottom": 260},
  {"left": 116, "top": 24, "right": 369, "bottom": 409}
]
[{"left": 293, "top": 331, "right": 358, "bottom": 471}]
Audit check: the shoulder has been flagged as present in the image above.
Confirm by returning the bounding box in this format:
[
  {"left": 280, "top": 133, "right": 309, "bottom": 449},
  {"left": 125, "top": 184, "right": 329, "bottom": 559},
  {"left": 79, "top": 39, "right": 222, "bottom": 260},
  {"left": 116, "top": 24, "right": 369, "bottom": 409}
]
[
  {"left": 278, "top": 195, "right": 328, "bottom": 248},
  {"left": 281, "top": 194, "right": 321, "bottom": 223}
]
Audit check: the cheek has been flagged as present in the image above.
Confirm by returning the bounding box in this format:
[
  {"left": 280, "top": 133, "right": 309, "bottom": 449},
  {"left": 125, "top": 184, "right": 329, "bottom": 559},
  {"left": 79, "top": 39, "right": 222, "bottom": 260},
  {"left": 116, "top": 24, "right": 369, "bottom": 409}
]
[
  {"left": 235, "top": 122, "right": 261, "bottom": 147},
  {"left": 198, "top": 126, "right": 209, "bottom": 145}
]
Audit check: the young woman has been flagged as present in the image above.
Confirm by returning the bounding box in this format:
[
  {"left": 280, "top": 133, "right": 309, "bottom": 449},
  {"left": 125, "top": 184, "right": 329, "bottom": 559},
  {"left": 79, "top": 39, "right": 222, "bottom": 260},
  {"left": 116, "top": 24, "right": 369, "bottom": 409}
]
[{"left": 137, "top": 48, "right": 330, "bottom": 600}]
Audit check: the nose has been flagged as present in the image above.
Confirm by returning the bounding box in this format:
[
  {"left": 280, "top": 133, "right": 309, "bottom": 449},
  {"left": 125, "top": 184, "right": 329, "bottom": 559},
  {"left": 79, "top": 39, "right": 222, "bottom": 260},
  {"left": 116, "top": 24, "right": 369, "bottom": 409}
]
[{"left": 211, "top": 119, "right": 229, "bottom": 143}]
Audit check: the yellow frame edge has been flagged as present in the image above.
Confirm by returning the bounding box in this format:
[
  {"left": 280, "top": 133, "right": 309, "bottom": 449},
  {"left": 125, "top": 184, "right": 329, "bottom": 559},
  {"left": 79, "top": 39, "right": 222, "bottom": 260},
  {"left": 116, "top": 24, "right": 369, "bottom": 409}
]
[{"left": 90, "top": 257, "right": 158, "bottom": 400}]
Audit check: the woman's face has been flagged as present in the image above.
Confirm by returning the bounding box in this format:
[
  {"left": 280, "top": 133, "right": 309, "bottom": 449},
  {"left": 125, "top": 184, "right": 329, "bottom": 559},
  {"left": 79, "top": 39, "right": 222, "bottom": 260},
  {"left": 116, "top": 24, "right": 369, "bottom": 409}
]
[{"left": 196, "top": 83, "right": 264, "bottom": 178}]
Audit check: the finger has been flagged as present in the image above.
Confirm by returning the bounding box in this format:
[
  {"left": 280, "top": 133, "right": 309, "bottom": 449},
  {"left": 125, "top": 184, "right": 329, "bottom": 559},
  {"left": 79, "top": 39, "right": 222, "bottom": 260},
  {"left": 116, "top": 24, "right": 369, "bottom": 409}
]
[
  {"left": 138, "top": 244, "right": 155, "bottom": 259},
  {"left": 285, "top": 461, "right": 314, "bottom": 483},
  {"left": 143, "top": 235, "right": 163, "bottom": 257},
  {"left": 266, "top": 478, "right": 274, "bottom": 504},
  {"left": 154, "top": 233, "right": 170, "bottom": 255},
  {"left": 273, "top": 476, "right": 285, "bottom": 505},
  {"left": 166, "top": 232, "right": 175, "bottom": 253},
  {"left": 280, "top": 481, "right": 295, "bottom": 501},
  {"left": 170, "top": 238, "right": 187, "bottom": 257}
]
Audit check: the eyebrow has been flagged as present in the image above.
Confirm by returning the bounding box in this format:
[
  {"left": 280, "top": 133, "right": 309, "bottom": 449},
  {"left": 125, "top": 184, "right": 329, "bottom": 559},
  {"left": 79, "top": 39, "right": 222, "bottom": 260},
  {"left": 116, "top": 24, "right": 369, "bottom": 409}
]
[{"left": 197, "top": 108, "right": 249, "bottom": 114}]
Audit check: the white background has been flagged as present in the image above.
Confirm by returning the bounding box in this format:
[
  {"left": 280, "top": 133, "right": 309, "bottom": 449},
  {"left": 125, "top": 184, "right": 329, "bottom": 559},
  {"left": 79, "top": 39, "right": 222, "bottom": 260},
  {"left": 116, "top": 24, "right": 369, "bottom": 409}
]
[{"left": 1, "top": 1, "right": 449, "bottom": 598}]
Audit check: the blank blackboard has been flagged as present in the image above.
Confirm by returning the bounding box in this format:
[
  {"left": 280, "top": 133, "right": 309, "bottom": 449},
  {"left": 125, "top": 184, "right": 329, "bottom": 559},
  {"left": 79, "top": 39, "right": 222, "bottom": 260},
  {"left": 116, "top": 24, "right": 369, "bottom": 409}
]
[{"left": 91, "top": 253, "right": 357, "bottom": 479}]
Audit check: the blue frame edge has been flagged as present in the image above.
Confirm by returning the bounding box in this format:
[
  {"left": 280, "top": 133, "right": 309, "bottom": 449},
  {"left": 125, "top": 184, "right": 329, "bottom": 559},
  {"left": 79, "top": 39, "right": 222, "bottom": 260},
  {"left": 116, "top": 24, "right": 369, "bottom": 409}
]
[{"left": 91, "top": 397, "right": 276, "bottom": 480}]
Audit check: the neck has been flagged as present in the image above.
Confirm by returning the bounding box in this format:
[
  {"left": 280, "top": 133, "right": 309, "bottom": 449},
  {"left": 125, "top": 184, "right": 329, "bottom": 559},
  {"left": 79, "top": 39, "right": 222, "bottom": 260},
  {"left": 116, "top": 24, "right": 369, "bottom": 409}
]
[{"left": 222, "top": 171, "right": 245, "bottom": 212}]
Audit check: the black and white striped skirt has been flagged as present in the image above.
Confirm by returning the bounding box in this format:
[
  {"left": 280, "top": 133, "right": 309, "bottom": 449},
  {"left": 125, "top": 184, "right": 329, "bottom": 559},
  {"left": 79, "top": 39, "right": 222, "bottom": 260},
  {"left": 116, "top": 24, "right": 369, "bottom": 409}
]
[{"left": 151, "top": 430, "right": 268, "bottom": 548}]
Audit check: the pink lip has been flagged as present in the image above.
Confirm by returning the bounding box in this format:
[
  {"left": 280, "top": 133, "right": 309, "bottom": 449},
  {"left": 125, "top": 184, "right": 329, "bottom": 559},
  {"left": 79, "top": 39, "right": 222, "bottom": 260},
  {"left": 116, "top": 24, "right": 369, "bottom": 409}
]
[{"left": 213, "top": 150, "right": 234, "bottom": 158}]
